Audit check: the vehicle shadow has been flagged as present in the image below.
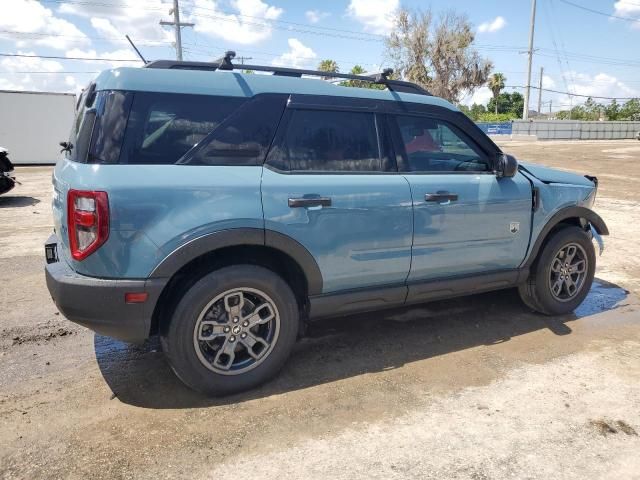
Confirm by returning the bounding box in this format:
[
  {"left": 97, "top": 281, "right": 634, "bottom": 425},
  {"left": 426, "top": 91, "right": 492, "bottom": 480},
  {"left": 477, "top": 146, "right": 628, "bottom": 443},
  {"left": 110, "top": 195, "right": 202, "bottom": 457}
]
[
  {"left": 95, "top": 279, "right": 629, "bottom": 409},
  {"left": 0, "top": 196, "right": 40, "bottom": 208}
]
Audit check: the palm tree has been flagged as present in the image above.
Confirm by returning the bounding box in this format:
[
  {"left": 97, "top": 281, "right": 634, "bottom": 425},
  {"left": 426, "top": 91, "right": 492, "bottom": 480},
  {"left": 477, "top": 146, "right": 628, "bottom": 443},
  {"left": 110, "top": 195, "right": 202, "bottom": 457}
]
[
  {"left": 318, "top": 59, "right": 339, "bottom": 79},
  {"left": 488, "top": 73, "right": 506, "bottom": 114}
]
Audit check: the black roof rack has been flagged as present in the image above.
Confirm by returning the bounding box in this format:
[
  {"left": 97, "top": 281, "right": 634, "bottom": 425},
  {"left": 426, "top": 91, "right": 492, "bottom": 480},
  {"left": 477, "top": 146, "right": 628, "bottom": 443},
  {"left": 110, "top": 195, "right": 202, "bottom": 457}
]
[{"left": 144, "top": 50, "right": 431, "bottom": 96}]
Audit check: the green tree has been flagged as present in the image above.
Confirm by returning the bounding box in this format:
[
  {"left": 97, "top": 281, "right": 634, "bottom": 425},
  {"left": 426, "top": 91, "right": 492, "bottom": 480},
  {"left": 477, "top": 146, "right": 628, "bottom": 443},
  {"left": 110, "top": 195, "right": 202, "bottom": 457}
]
[
  {"left": 605, "top": 99, "right": 620, "bottom": 120},
  {"left": 620, "top": 98, "right": 640, "bottom": 120},
  {"left": 459, "top": 103, "right": 487, "bottom": 121},
  {"left": 385, "top": 7, "right": 492, "bottom": 103},
  {"left": 487, "top": 73, "right": 506, "bottom": 114},
  {"left": 476, "top": 112, "right": 514, "bottom": 122},
  {"left": 317, "top": 59, "right": 339, "bottom": 79},
  {"left": 487, "top": 92, "right": 524, "bottom": 118},
  {"left": 340, "top": 65, "right": 385, "bottom": 90},
  {"left": 470, "top": 103, "right": 487, "bottom": 120}
]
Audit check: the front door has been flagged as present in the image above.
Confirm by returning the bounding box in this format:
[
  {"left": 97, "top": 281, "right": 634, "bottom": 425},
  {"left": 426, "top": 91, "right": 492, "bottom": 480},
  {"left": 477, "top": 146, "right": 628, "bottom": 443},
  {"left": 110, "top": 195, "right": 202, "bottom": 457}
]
[
  {"left": 261, "top": 104, "right": 413, "bottom": 294},
  {"left": 388, "top": 113, "right": 532, "bottom": 283}
]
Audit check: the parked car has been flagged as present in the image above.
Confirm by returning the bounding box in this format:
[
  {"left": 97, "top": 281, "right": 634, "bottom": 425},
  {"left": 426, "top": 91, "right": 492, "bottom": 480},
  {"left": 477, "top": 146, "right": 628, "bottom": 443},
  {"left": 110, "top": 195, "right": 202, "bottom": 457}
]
[
  {"left": 0, "top": 147, "right": 17, "bottom": 195},
  {"left": 45, "top": 54, "right": 608, "bottom": 396}
]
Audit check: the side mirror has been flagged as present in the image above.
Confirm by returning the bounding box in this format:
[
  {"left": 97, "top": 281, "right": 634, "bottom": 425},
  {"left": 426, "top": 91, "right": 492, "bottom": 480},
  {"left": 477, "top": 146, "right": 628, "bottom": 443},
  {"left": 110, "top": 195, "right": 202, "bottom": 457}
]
[{"left": 496, "top": 153, "right": 518, "bottom": 178}]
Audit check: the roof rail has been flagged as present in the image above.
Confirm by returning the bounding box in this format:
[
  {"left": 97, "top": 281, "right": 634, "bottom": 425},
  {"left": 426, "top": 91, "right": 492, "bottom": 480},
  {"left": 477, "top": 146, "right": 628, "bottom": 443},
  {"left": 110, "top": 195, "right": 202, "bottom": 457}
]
[{"left": 144, "top": 50, "right": 431, "bottom": 96}]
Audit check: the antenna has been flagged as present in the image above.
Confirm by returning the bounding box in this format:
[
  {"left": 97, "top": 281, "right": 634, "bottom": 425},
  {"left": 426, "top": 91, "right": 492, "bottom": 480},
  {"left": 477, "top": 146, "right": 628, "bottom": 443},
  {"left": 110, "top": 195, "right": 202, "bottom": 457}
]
[{"left": 126, "top": 35, "right": 147, "bottom": 64}]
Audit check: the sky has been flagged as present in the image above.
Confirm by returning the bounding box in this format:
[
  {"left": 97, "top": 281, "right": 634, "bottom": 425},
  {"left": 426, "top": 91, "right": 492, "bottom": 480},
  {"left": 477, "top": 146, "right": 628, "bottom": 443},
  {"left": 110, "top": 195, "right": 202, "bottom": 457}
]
[{"left": 1, "top": 0, "right": 639, "bottom": 112}]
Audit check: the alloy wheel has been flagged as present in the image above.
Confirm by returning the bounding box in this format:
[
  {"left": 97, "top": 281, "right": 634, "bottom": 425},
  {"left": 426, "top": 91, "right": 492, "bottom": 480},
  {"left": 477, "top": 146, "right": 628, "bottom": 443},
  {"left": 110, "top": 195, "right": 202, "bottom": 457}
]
[
  {"left": 193, "top": 288, "right": 280, "bottom": 375},
  {"left": 548, "top": 242, "right": 588, "bottom": 302}
]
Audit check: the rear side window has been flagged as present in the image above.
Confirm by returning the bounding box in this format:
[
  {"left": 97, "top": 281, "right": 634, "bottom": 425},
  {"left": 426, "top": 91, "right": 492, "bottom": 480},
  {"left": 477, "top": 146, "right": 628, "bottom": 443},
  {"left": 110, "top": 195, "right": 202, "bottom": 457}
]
[
  {"left": 393, "top": 115, "right": 488, "bottom": 172},
  {"left": 184, "top": 94, "right": 287, "bottom": 166},
  {"left": 120, "top": 93, "right": 245, "bottom": 164},
  {"left": 268, "top": 109, "right": 381, "bottom": 172}
]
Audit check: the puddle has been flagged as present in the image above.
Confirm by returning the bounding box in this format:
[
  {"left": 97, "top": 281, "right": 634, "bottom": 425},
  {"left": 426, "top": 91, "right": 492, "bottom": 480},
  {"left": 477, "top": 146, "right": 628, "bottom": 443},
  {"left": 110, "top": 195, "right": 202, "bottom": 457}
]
[
  {"left": 575, "top": 281, "right": 629, "bottom": 318},
  {"left": 94, "top": 335, "right": 160, "bottom": 366}
]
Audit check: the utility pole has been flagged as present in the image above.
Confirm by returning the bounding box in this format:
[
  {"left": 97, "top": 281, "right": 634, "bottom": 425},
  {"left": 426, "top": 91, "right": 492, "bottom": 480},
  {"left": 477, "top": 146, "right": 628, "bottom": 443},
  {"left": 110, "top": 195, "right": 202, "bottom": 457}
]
[
  {"left": 537, "top": 66, "right": 544, "bottom": 116},
  {"left": 523, "top": 0, "right": 537, "bottom": 120},
  {"left": 160, "top": 0, "right": 194, "bottom": 61},
  {"left": 237, "top": 56, "right": 253, "bottom": 65}
]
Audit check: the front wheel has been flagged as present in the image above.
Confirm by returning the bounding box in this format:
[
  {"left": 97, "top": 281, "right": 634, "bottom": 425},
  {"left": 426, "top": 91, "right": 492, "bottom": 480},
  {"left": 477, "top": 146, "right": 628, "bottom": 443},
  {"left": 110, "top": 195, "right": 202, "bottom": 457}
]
[
  {"left": 162, "top": 265, "right": 299, "bottom": 396},
  {"left": 519, "top": 226, "right": 596, "bottom": 315}
]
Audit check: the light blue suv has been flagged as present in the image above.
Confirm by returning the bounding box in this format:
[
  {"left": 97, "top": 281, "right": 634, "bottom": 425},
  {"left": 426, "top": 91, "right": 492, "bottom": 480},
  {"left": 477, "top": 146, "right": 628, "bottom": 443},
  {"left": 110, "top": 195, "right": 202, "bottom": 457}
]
[{"left": 45, "top": 55, "right": 608, "bottom": 395}]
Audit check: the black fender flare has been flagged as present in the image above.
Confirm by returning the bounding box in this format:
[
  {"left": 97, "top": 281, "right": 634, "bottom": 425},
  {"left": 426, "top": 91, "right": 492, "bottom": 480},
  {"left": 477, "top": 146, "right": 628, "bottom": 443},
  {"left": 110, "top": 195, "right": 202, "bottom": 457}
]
[
  {"left": 148, "top": 228, "right": 323, "bottom": 295},
  {"left": 522, "top": 206, "right": 609, "bottom": 268}
]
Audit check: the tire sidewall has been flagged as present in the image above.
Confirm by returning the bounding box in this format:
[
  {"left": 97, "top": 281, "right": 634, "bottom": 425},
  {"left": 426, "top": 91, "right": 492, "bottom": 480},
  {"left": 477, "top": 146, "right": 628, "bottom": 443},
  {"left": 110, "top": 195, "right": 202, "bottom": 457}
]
[
  {"left": 163, "top": 265, "right": 299, "bottom": 396},
  {"left": 534, "top": 226, "right": 596, "bottom": 315}
]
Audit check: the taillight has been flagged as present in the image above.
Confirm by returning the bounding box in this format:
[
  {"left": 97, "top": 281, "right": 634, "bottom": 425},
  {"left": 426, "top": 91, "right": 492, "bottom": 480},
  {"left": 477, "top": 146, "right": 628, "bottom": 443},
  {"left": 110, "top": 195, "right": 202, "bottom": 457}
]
[{"left": 67, "top": 190, "right": 109, "bottom": 261}]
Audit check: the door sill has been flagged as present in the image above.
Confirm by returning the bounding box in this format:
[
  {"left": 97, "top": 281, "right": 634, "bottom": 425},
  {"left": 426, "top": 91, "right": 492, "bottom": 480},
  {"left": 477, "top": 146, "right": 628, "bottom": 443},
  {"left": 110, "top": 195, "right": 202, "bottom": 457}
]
[{"left": 308, "top": 269, "right": 528, "bottom": 320}]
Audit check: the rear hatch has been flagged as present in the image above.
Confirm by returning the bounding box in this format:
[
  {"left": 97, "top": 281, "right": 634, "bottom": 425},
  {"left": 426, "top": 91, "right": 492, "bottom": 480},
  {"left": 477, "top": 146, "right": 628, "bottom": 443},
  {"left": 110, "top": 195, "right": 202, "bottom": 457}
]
[{"left": 52, "top": 83, "right": 127, "bottom": 263}]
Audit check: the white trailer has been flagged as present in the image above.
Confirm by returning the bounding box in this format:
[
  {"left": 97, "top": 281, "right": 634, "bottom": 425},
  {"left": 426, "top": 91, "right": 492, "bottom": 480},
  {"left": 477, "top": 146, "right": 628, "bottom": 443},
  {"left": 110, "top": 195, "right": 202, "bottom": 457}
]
[{"left": 0, "top": 90, "right": 76, "bottom": 165}]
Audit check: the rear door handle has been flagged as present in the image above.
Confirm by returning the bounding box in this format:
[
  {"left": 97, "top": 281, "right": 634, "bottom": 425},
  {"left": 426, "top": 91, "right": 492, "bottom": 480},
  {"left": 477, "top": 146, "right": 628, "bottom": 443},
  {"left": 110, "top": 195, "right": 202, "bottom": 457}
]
[
  {"left": 288, "top": 197, "right": 332, "bottom": 208},
  {"left": 424, "top": 191, "right": 458, "bottom": 204}
]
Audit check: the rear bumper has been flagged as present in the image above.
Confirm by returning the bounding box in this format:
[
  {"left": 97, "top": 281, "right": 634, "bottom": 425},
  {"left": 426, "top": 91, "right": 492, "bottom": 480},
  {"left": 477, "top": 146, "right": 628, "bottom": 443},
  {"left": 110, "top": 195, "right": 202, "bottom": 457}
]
[{"left": 44, "top": 234, "right": 166, "bottom": 343}]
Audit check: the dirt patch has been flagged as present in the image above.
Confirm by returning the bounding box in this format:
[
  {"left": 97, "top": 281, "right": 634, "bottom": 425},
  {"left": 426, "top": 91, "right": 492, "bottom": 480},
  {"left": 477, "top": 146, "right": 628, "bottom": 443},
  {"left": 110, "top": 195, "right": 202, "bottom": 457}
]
[
  {"left": 590, "top": 419, "right": 638, "bottom": 436},
  {"left": 2, "top": 324, "right": 76, "bottom": 348}
]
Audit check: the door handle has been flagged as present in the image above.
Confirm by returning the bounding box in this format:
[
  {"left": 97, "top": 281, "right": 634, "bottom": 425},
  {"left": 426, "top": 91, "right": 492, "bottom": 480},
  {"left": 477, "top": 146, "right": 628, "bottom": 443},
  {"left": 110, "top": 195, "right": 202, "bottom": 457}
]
[
  {"left": 424, "top": 191, "right": 458, "bottom": 204},
  {"left": 288, "top": 196, "right": 332, "bottom": 208}
]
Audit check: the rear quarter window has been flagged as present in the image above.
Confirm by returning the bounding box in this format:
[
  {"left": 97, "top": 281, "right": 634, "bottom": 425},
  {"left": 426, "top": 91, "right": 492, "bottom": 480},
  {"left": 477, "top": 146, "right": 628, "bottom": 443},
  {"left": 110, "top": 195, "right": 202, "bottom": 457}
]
[{"left": 119, "top": 93, "right": 245, "bottom": 164}]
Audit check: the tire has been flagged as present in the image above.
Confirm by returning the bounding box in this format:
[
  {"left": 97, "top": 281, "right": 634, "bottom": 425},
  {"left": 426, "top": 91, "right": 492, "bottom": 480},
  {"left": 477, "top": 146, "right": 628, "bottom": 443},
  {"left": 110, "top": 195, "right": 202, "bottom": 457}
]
[
  {"left": 161, "top": 265, "right": 299, "bottom": 396},
  {"left": 519, "top": 226, "right": 596, "bottom": 315}
]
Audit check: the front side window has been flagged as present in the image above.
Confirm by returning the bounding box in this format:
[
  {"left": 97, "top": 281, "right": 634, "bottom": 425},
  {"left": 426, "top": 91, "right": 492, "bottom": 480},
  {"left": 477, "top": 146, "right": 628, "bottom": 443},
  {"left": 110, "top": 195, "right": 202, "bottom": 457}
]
[
  {"left": 120, "top": 93, "right": 245, "bottom": 164},
  {"left": 394, "top": 115, "right": 488, "bottom": 172},
  {"left": 269, "top": 109, "right": 381, "bottom": 172}
]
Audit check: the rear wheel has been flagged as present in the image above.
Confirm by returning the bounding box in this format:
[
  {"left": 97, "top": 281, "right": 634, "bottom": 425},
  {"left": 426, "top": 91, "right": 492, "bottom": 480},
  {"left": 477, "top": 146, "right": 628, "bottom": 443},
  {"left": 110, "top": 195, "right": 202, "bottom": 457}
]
[
  {"left": 519, "top": 226, "right": 595, "bottom": 315},
  {"left": 162, "top": 265, "right": 299, "bottom": 396}
]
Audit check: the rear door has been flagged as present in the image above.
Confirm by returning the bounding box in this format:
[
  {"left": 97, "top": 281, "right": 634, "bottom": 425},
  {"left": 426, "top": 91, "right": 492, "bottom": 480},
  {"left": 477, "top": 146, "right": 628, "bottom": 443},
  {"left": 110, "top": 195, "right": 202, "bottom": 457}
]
[
  {"left": 261, "top": 96, "right": 413, "bottom": 295},
  {"left": 388, "top": 112, "right": 532, "bottom": 283}
]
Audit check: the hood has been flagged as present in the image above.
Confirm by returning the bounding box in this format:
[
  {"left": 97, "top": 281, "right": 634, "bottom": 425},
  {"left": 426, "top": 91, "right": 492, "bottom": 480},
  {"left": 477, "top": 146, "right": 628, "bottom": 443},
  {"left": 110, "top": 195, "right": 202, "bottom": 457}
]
[{"left": 519, "top": 162, "right": 595, "bottom": 187}]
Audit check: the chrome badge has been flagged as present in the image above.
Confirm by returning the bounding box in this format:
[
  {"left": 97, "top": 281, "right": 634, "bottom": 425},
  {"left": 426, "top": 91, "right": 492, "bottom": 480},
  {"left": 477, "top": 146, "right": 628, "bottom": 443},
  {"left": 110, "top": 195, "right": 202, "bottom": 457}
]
[{"left": 510, "top": 222, "right": 520, "bottom": 234}]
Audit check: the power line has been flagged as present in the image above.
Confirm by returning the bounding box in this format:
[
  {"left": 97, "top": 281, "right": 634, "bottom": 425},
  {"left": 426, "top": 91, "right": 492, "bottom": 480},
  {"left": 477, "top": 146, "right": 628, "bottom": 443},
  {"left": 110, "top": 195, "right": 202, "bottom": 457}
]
[
  {"left": 507, "top": 85, "right": 638, "bottom": 100},
  {"left": 558, "top": 0, "right": 640, "bottom": 23},
  {"left": 0, "top": 29, "right": 170, "bottom": 46},
  {"left": 0, "top": 52, "right": 141, "bottom": 62},
  {"left": 0, "top": 70, "right": 98, "bottom": 74}
]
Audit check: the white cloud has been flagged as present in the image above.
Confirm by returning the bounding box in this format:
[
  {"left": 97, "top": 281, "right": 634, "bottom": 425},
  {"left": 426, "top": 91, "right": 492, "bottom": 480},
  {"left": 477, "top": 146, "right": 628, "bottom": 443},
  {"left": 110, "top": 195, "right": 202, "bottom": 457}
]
[
  {"left": 347, "top": 0, "right": 399, "bottom": 35},
  {"left": 542, "top": 75, "right": 556, "bottom": 89},
  {"left": 90, "top": 18, "right": 123, "bottom": 42},
  {"left": 613, "top": 0, "right": 640, "bottom": 15},
  {"left": 189, "top": 0, "right": 283, "bottom": 45},
  {"left": 0, "top": 51, "right": 80, "bottom": 92},
  {"left": 613, "top": 1, "right": 640, "bottom": 28},
  {"left": 537, "top": 71, "right": 639, "bottom": 110},
  {"left": 0, "top": 0, "right": 90, "bottom": 50},
  {"left": 271, "top": 38, "right": 317, "bottom": 69},
  {"left": 305, "top": 10, "right": 330, "bottom": 24},
  {"left": 477, "top": 16, "right": 506, "bottom": 33},
  {"left": 460, "top": 86, "right": 493, "bottom": 107},
  {"left": 59, "top": 0, "right": 174, "bottom": 47}
]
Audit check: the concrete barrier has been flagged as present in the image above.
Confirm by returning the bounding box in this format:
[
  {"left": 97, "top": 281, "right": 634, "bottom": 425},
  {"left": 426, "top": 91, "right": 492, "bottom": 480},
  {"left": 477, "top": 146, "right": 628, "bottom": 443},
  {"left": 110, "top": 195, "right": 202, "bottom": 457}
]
[{"left": 511, "top": 120, "right": 640, "bottom": 140}]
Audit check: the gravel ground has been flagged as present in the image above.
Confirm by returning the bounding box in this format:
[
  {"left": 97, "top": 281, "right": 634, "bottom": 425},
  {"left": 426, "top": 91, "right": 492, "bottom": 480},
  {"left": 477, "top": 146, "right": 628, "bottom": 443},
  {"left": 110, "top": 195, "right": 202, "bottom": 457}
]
[{"left": 1, "top": 140, "right": 639, "bottom": 479}]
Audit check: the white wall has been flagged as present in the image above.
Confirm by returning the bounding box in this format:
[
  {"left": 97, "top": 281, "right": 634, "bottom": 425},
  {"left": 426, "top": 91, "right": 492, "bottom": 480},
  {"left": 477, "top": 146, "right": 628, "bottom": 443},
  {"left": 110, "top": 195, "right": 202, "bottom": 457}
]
[{"left": 0, "top": 90, "right": 76, "bottom": 165}]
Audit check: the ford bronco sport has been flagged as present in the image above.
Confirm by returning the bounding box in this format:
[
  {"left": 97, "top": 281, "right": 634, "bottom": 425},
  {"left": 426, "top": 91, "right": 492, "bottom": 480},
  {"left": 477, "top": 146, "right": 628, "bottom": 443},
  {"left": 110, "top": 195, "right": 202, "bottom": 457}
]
[{"left": 45, "top": 53, "right": 608, "bottom": 396}]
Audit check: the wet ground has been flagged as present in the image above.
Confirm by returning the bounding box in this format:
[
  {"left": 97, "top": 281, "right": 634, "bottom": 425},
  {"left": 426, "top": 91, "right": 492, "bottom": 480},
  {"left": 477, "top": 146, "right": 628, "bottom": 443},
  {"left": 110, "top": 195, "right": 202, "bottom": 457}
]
[{"left": 1, "top": 140, "right": 640, "bottom": 479}]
